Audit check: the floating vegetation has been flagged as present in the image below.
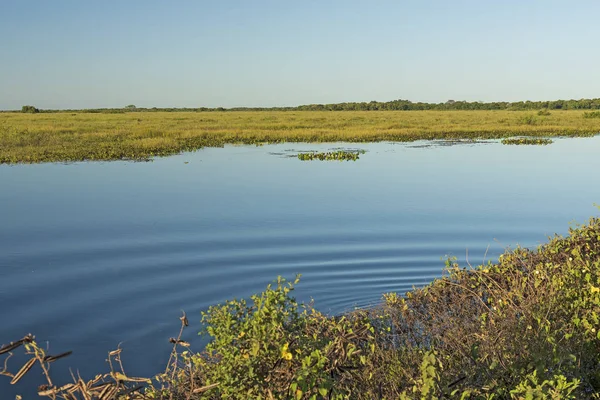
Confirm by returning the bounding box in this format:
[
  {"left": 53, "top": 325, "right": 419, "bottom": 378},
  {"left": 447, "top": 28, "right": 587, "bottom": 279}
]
[
  {"left": 501, "top": 137, "right": 553, "bottom": 145},
  {"left": 297, "top": 150, "right": 365, "bottom": 161}
]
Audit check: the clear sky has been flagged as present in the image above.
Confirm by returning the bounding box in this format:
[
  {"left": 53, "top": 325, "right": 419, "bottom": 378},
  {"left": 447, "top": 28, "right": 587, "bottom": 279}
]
[{"left": 1, "top": 1, "right": 599, "bottom": 109}]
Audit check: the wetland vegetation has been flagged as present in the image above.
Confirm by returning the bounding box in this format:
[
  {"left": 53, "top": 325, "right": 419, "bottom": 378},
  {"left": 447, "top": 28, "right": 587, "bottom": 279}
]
[
  {"left": 584, "top": 111, "right": 600, "bottom": 119},
  {"left": 501, "top": 138, "right": 553, "bottom": 146},
  {"left": 297, "top": 150, "right": 365, "bottom": 161},
  {"left": 3, "top": 216, "right": 600, "bottom": 399},
  {"left": 1, "top": 110, "right": 599, "bottom": 163}
]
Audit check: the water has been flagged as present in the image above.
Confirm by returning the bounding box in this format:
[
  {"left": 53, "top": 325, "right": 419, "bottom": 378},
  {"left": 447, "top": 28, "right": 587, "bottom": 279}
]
[{"left": 1, "top": 138, "right": 599, "bottom": 396}]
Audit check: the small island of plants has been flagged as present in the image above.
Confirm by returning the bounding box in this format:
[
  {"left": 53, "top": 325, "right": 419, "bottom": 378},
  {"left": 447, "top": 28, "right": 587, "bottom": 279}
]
[
  {"left": 501, "top": 137, "right": 554, "bottom": 146},
  {"left": 297, "top": 150, "right": 365, "bottom": 161}
]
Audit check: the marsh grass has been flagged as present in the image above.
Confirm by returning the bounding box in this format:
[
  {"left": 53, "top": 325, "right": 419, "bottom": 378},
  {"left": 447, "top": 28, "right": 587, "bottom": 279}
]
[
  {"left": 3, "top": 216, "right": 600, "bottom": 399},
  {"left": 583, "top": 111, "right": 600, "bottom": 119},
  {"left": 1, "top": 110, "right": 599, "bottom": 163}
]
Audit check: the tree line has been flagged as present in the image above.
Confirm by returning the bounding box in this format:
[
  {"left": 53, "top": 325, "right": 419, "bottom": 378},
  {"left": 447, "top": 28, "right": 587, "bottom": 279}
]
[{"left": 12, "top": 98, "right": 600, "bottom": 113}]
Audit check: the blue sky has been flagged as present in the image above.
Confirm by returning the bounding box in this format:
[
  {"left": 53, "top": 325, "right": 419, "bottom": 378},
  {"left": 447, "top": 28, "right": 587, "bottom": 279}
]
[{"left": 1, "top": 1, "right": 599, "bottom": 109}]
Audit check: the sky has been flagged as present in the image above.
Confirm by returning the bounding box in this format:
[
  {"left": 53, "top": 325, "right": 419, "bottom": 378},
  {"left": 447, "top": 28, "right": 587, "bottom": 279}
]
[{"left": 1, "top": 0, "right": 599, "bottom": 109}]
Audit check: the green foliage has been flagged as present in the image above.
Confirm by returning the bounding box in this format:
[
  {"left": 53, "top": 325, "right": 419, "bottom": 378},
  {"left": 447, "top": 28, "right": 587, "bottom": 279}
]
[
  {"left": 501, "top": 138, "right": 553, "bottom": 145},
  {"left": 399, "top": 351, "right": 443, "bottom": 400},
  {"left": 21, "top": 105, "right": 39, "bottom": 113},
  {"left": 189, "top": 275, "right": 375, "bottom": 399},
  {"left": 537, "top": 109, "right": 551, "bottom": 116},
  {"left": 510, "top": 370, "right": 580, "bottom": 399}
]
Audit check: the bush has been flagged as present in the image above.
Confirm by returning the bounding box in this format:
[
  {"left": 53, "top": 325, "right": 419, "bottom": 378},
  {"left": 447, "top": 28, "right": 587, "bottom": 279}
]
[
  {"left": 181, "top": 275, "right": 376, "bottom": 399},
  {"left": 519, "top": 114, "right": 538, "bottom": 125},
  {"left": 21, "top": 105, "right": 39, "bottom": 113}
]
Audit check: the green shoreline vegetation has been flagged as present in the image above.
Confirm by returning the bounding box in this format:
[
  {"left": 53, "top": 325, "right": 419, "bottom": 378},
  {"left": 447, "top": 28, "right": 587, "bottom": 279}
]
[
  {"left": 1, "top": 110, "right": 600, "bottom": 164},
  {"left": 3, "top": 215, "right": 600, "bottom": 398}
]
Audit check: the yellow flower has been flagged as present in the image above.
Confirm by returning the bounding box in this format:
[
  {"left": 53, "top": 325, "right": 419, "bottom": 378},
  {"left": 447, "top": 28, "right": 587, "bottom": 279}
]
[{"left": 281, "top": 343, "right": 293, "bottom": 360}]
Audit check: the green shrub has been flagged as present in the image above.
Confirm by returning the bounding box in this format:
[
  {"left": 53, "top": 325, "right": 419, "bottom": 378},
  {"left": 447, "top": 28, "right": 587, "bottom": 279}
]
[
  {"left": 184, "top": 275, "right": 376, "bottom": 399},
  {"left": 21, "top": 105, "right": 39, "bottom": 113},
  {"left": 519, "top": 114, "right": 538, "bottom": 125},
  {"left": 510, "top": 370, "right": 581, "bottom": 399},
  {"left": 537, "top": 109, "right": 551, "bottom": 116}
]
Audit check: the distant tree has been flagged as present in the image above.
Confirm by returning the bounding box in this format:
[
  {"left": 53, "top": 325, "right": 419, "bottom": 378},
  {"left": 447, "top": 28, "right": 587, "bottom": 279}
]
[
  {"left": 124, "top": 104, "right": 137, "bottom": 110},
  {"left": 21, "top": 105, "right": 39, "bottom": 113}
]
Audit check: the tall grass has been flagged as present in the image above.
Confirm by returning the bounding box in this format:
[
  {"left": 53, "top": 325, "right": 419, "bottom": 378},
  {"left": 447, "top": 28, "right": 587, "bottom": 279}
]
[{"left": 1, "top": 110, "right": 599, "bottom": 163}]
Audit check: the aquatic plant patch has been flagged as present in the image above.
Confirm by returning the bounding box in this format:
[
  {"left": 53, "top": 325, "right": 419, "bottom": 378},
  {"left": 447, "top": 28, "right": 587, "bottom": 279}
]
[
  {"left": 501, "top": 137, "right": 553, "bottom": 145},
  {"left": 297, "top": 150, "right": 365, "bottom": 161}
]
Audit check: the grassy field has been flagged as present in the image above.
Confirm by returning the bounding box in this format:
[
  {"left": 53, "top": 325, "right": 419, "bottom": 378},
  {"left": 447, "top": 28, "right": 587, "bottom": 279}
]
[{"left": 1, "top": 110, "right": 599, "bottom": 163}]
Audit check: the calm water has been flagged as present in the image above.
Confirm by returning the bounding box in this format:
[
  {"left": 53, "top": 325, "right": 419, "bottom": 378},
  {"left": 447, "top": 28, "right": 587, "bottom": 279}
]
[{"left": 1, "top": 138, "right": 600, "bottom": 396}]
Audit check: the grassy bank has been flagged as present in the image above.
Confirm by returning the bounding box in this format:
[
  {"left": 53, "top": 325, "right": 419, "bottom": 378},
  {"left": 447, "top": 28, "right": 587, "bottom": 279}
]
[
  {"left": 1, "top": 110, "right": 599, "bottom": 163},
  {"left": 3, "top": 215, "right": 600, "bottom": 398}
]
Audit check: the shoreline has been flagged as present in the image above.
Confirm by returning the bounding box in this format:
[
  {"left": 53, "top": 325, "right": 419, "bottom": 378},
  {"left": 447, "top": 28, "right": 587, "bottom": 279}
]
[{"left": 3, "top": 215, "right": 600, "bottom": 398}]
